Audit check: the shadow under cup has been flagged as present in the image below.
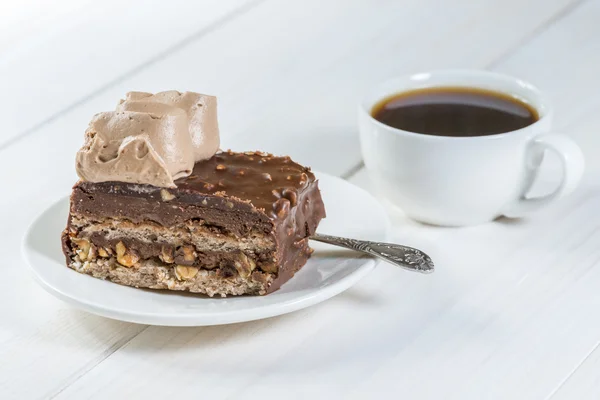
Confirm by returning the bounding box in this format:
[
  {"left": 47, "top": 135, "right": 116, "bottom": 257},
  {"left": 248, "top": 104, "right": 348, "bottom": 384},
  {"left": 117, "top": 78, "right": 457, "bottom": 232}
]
[{"left": 357, "top": 70, "right": 583, "bottom": 227}]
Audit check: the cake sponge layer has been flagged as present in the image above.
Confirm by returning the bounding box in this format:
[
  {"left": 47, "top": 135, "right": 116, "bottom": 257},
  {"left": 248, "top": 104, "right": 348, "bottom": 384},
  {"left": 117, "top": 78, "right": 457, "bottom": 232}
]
[{"left": 69, "top": 256, "right": 274, "bottom": 297}]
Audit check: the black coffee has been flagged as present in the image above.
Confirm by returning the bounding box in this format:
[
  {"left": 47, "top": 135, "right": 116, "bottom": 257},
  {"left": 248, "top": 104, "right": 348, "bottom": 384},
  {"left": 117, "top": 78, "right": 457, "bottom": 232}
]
[{"left": 371, "top": 87, "right": 538, "bottom": 137}]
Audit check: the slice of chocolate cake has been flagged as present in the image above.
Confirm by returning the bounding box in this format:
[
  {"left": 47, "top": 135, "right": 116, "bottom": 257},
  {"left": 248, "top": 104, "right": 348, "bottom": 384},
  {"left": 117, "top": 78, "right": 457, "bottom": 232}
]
[{"left": 62, "top": 151, "right": 326, "bottom": 296}]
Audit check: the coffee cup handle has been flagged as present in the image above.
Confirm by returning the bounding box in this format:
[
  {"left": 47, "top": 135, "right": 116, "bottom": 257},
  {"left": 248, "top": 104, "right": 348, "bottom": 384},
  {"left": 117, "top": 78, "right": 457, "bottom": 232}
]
[{"left": 503, "top": 134, "right": 585, "bottom": 218}]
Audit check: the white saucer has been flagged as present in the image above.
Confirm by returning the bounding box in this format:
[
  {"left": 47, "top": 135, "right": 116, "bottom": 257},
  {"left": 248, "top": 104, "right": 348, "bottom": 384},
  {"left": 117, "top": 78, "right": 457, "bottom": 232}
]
[{"left": 22, "top": 172, "right": 390, "bottom": 326}]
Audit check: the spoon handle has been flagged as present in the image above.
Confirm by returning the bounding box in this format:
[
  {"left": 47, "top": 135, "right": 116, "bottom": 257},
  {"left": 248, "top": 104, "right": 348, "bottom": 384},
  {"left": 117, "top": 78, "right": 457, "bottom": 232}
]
[{"left": 310, "top": 233, "right": 434, "bottom": 274}]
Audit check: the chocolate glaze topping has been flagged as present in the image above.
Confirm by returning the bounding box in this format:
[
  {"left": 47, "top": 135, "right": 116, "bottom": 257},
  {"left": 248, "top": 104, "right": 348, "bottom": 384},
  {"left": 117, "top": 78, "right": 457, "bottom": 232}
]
[{"left": 177, "top": 150, "right": 313, "bottom": 216}]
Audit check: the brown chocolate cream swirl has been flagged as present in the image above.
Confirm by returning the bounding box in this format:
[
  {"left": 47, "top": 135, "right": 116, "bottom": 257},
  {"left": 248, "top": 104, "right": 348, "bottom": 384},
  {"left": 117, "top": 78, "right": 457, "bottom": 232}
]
[{"left": 76, "top": 91, "right": 220, "bottom": 188}]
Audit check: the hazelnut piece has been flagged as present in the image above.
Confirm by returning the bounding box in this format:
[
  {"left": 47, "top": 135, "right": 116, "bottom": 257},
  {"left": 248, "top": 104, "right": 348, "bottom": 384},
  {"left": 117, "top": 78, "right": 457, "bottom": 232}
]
[
  {"left": 115, "top": 241, "right": 140, "bottom": 268},
  {"left": 175, "top": 265, "right": 199, "bottom": 280}
]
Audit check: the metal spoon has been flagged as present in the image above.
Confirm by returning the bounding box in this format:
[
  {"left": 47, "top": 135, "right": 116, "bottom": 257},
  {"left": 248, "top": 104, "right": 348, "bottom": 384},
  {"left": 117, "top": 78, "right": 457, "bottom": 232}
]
[{"left": 310, "top": 233, "right": 434, "bottom": 273}]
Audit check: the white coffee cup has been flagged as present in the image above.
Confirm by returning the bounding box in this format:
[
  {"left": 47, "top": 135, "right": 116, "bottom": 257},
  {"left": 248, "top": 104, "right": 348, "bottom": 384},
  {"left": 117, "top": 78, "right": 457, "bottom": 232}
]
[{"left": 358, "top": 70, "right": 585, "bottom": 226}]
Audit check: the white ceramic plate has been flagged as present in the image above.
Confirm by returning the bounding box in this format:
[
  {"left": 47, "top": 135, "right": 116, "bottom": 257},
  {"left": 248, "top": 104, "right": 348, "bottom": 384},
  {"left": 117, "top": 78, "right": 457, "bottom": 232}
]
[{"left": 22, "top": 172, "right": 390, "bottom": 326}]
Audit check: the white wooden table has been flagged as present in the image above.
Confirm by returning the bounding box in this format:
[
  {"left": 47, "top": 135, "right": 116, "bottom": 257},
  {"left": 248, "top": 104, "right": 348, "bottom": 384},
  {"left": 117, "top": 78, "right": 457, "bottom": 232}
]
[{"left": 2, "top": 1, "right": 600, "bottom": 398}]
